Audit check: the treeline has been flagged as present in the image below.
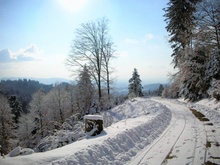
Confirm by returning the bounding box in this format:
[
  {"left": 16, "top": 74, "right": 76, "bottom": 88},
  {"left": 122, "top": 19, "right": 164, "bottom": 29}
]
[
  {"left": 0, "top": 79, "right": 53, "bottom": 113},
  {"left": 0, "top": 68, "right": 125, "bottom": 155},
  {"left": 163, "top": 0, "right": 220, "bottom": 101}
]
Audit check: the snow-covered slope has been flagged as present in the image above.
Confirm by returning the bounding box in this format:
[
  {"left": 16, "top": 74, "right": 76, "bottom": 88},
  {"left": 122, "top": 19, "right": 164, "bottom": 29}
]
[{"left": 0, "top": 98, "right": 171, "bottom": 165}]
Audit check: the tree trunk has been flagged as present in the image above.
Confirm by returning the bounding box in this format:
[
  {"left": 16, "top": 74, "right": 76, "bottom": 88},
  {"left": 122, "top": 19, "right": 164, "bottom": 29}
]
[{"left": 107, "top": 69, "right": 110, "bottom": 100}]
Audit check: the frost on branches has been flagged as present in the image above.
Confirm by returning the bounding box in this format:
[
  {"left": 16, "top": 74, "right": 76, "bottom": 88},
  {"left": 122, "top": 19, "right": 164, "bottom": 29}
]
[
  {"left": 206, "top": 50, "right": 220, "bottom": 100},
  {"left": 179, "top": 47, "right": 209, "bottom": 101},
  {"left": 0, "top": 94, "right": 14, "bottom": 155},
  {"left": 35, "top": 114, "right": 85, "bottom": 152}
]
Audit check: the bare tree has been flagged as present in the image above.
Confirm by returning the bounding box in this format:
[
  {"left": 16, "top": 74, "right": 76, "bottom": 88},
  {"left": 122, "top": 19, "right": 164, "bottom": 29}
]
[
  {"left": 66, "top": 17, "right": 115, "bottom": 103},
  {"left": 66, "top": 83, "right": 78, "bottom": 115},
  {"left": 102, "top": 40, "right": 115, "bottom": 100}
]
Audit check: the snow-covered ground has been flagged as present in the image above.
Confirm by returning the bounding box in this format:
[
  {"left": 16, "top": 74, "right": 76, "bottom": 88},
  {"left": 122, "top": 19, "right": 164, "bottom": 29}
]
[{"left": 1, "top": 97, "right": 220, "bottom": 165}]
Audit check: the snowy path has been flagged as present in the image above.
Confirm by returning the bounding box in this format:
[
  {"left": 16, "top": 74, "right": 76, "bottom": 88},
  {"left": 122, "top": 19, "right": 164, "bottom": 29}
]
[{"left": 128, "top": 98, "right": 220, "bottom": 165}]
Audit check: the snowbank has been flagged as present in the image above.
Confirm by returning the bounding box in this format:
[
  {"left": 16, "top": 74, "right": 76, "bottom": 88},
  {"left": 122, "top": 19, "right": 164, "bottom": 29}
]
[
  {"left": 175, "top": 98, "right": 220, "bottom": 125},
  {"left": 8, "top": 147, "right": 34, "bottom": 157},
  {"left": 0, "top": 98, "right": 172, "bottom": 165},
  {"left": 51, "top": 103, "right": 171, "bottom": 164},
  {"left": 192, "top": 99, "right": 220, "bottom": 125}
]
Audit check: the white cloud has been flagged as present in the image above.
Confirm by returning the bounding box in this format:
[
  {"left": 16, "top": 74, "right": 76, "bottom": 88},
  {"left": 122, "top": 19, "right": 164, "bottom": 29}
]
[
  {"left": 0, "top": 54, "right": 70, "bottom": 79},
  {"left": 14, "top": 44, "right": 41, "bottom": 59},
  {"left": 0, "top": 44, "right": 41, "bottom": 62}
]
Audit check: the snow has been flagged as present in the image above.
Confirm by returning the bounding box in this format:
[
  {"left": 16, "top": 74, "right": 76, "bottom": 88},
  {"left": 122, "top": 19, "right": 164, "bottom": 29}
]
[
  {"left": 1, "top": 97, "right": 220, "bottom": 165},
  {"left": 84, "top": 115, "right": 103, "bottom": 121},
  {"left": 7, "top": 146, "right": 35, "bottom": 158}
]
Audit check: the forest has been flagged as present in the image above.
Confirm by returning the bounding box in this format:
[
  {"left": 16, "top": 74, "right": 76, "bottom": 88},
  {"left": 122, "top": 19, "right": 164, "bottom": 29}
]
[{"left": 162, "top": 0, "right": 220, "bottom": 101}]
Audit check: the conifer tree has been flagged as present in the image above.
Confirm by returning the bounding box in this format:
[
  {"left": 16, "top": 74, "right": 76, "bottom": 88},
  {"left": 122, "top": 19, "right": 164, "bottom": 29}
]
[
  {"left": 0, "top": 94, "right": 13, "bottom": 155},
  {"left": 164, "top": 0, "right": 200, "bottom": 67},
  {"left": 158, "top": 84, "right": 164, "bottom": 96},
  {"left": 8, "top": 95, "right": 22, "bottom": 124},
  {"left": 179, "top": 47, "right": 209, "bottom": 101},
  {"left": 128, "top": 68, "right": 143, "bottom": 97},
  {"left": 76, "top": 65, "right": 94, "bottom": 114}
]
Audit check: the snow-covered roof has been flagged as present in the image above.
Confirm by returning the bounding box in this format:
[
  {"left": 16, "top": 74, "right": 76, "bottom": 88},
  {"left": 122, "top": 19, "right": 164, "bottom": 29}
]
[{"left": 84, "top": 115, "right": 103, "bottom": 121}]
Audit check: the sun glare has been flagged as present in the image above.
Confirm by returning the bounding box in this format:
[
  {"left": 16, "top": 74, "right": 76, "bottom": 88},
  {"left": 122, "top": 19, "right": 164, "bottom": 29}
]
[{"left": 59, "top": 0, "right": 86, "bottom": 12}]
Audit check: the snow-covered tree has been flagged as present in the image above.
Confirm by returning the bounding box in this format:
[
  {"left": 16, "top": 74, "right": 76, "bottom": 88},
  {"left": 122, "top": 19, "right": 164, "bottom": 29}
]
[
  {"left": 47, "top": 83, "right": 69, "bottom": 123},
  {"left": 179, "top": 47, "right": 209, "bottom": 101},
  {"left": 164, "top": 0, "right": 200, "bottom": 67},
  {"left": 29, "top": 90, "right": 47, "bottom": 138},
  {"left": 206, "top": 50, "right": 220, "bottom": 100},
  {"left": 195, "top": 0, "right": 220, "bottom": 50},
  {"left": 76, "top": 65, "right": 94, "bottom": 115},
  {"left": 206, "top": 49, "right": 220, "bottom": 82},
  {"left": 35, "top": 114, "right": 84, "bottom": 152},
  {"left": 158, "top": 84, "right": 164, "bottom": 96},
  {"left": 8, "top": 95, "right": 22, "bottom": 124},
  {"left": 17, "top": 113, "right": 35, "bottom": 148},
  {"left": 164, "top": 0, "right": 219, "bottom": 101},
  {"left": 66, "top": 83, "right": 78, "bottom": 115},
  {"left": 128, "top": 68, "right": 143, "bottom": 98},
  {"left": 162, "top": 72, "right": 181, "bottom": 99},
  {"left": 0, "top": 94, "right": 13, "bottom": 155}
]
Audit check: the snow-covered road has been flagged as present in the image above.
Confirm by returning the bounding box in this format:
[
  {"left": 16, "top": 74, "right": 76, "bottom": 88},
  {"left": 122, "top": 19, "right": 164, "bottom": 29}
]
[
  {"left": 1, "top": 98, "right": 220, "bottom": 165},
  {"left": 128, "top": 98, "right": 220, "bottom": 165}
]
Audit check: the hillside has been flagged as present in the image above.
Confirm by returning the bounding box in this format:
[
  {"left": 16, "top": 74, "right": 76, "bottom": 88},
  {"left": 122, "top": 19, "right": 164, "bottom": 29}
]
[{"left": 0, "top": 79, "right": 53, "bottom": 112}]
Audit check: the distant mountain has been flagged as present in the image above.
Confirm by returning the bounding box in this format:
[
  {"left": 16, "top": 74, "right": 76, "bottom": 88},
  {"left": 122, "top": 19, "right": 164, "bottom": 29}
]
[
  {"left": 114, "top": 83, "right": 166, "bottom": 95},
  {"left": 33, "top": 78, "right": 72, "bottom": 85},
  {"left": 143, "top": 83, "right": 162, "bottom": 92},
  {"left": 0, "top": 77, "right": 72, "bottom": 85}
]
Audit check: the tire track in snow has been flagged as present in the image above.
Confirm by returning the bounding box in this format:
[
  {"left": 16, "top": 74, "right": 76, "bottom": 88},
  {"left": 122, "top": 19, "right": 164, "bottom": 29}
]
[
  {"left": 163, "top": 109, "right": 206, "bottom": 165},
  {"left": 130, "top": 106, "right": 187, "bottom": 165},
  {"left": 189, "top": 108, "right": 208, "bottom": 164},
  {"left": 161, "top": 114, "right": 187, "bottom": 164},
  {"left": 148, "top": 98, "right": 208, "bottom": 165}
]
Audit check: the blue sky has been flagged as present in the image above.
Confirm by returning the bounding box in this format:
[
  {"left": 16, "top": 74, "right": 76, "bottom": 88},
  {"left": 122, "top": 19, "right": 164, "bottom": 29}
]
[{"left": 0, "top": 0, "right": 174, "bottom": 84}]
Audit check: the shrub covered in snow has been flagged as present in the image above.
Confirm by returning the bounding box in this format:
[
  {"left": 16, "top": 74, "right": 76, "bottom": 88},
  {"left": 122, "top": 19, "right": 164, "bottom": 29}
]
[
  {"left": 35, "top": 114, "right": 85, "bottom": 152},
  {"left": 210, "top": 79, "right": 220, "bottom": 101},
  {"left": 213, "top": 90, "right": 220, "bottom": 101}
]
